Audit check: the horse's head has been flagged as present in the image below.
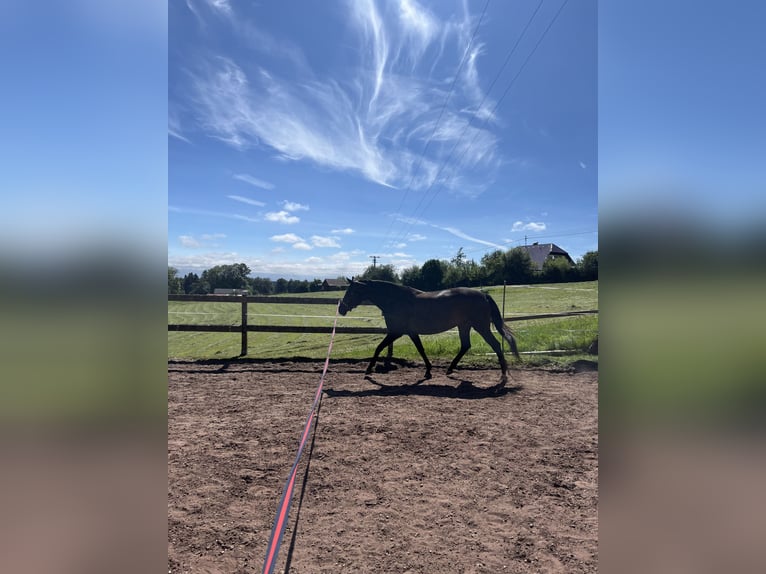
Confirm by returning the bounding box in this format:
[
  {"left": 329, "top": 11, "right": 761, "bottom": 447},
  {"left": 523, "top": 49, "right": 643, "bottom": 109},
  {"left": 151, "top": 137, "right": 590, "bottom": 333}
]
[{"left": 338, "top": 279, "right": 367, "bottom": 316}]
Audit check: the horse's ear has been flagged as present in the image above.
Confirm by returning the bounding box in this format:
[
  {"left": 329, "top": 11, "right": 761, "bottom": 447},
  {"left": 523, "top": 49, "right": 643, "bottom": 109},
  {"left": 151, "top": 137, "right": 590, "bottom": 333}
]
[{"left": 347, "top": 276, "right": 353, "bottom": 283}]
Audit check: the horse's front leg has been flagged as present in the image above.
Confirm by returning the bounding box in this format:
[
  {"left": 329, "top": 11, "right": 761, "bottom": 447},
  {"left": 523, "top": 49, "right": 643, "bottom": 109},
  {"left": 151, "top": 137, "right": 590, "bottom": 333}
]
[
  {"left": 408, "top": 333, "right": 432, "bottom": 379},
  {"left": 367, "top": 333, "right": 401, "bottom": 375}
]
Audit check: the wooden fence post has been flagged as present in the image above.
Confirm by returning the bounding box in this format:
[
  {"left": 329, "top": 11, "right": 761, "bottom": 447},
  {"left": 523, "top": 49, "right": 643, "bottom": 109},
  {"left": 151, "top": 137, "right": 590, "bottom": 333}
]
[
  {"left": 501, "top": 281, "right": 506, "bottom": 353},
  {"left": 240, "top": 293, "right": 248, "bottom": 356}
]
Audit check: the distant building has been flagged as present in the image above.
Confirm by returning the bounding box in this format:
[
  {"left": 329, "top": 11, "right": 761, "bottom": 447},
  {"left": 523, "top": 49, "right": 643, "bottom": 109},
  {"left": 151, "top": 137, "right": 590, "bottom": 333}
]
[
  {"left": 213, "top": 288, "right": 249, "bottom": 295},
  {"left": 322, "top": 278, "right": 349, "bottom": 291},
  {"left": 519, "top": 242, "right": 574, "bottom": 271}
]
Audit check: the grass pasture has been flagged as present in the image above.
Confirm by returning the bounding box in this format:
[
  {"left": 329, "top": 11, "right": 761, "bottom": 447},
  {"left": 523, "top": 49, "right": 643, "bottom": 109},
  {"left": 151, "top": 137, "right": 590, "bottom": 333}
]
[{"left": 168, "top": 281, "right": 598, "bottom": 366}]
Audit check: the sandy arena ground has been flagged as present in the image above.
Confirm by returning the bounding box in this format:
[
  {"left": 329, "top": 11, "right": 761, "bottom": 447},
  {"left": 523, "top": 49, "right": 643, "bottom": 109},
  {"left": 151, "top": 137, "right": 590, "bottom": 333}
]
[{"left": 168, "top": 359, "right": 598, "bottom": 573}]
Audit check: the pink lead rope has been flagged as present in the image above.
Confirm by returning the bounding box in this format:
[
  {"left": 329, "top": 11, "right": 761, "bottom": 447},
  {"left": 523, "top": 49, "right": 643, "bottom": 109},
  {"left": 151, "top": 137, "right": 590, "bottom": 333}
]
[{"left": 261, "top": 301, "right": 340, "bottom": 574}]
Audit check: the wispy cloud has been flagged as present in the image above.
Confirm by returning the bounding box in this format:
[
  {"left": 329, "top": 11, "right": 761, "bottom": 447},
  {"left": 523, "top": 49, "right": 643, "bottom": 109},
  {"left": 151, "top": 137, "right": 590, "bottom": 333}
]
[
  {"left": 265, "top": 210, "right": 300, "bottom": 224},
  {"left": 186, "top": 2, "right": 501, "bottom": 193},
  {"left": 311, "top": 235, "right": 341, "bottom": 248},
  {"left": 271, "top": 233, "right": 303, "bottom": 243},
  {"left": 331, "top": 227, "right": 355, "bottom": 234},
  {"left": 179, "top": 235, "right": 201, "bottom": 248},
  {"left": 435, "top": 224, "right": 505, "bottom": 249},
  {"left": 512, "top": 221, "right": 547, "bottom": 232},
  {"left": 178, "top": 233, "right": 227, "bottom": 249},
  {"left": 227, "top": 194, "right": 266, "bottom": 207},
  {"left": 233, "top": 173, "right": 275, "bottom": 190},
  {"left": 169, "top": 205, "right": 259, "bottom": 223},
  {"left": 281, "top": 200, "right": 309, "bottom": 212}
]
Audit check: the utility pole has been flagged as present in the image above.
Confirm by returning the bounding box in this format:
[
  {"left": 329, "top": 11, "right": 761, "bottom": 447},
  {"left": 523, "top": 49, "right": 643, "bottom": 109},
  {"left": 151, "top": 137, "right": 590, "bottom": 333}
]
[{"left": 369, "top": 255, "right": 380, "bottom": 268}]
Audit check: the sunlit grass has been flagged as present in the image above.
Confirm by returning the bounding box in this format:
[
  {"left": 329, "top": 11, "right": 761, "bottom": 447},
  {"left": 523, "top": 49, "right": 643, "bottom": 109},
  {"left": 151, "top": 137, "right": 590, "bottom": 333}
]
[{"left": 168, "top": 281, "right": 598, "bottom": 365}]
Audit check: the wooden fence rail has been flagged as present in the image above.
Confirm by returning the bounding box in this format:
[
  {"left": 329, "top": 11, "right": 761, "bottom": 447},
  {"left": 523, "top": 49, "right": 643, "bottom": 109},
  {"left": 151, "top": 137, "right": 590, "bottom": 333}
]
[{"left": 168, "top": 293, "right": 598, "bottom": 356}]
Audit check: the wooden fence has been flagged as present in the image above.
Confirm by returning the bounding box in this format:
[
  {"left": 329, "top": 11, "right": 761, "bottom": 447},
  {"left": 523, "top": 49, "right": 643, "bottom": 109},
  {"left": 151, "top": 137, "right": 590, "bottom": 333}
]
[{"left": 168, "top": 293, "right": 598, "bottom": 357}]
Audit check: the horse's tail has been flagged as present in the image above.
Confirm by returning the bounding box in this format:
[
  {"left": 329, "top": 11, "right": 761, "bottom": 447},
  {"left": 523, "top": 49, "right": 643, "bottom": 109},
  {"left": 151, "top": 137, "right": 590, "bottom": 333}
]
[{"left": 485, "top": 293, "right": 521, "bottom": 360}]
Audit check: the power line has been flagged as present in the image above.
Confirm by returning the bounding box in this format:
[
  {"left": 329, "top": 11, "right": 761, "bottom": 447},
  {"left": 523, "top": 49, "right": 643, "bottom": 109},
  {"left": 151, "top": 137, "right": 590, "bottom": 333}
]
[
  {"left": 381, "top": 0, "right": 491, "bottom": 250},
  {"left": 387, "top": 0, "right": 548, "bottom": 249},
  {"left": 414, "top": 0, "right": 572, "bottom": 225}
]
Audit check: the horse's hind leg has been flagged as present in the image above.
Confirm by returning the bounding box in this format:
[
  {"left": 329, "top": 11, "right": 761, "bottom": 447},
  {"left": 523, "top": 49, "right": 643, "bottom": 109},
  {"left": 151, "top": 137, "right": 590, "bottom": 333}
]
[
  {"left": 446, "top": 326, "right": 472, "bottom": 375},
  {"left": 383, "top": 341, "right": 394, "bottom": 370},
  {"left": 408, "top": 333, "right": 432, "bottom": 379},
  {"left": 475, "top": 324, "right": 508, "bottom": 386},
  {"left": 367, "top": 333, "right": 401, "bottom": 375}
]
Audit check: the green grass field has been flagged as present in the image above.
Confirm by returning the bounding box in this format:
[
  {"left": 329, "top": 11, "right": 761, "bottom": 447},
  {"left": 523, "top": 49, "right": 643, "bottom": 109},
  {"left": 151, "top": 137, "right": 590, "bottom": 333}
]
[{"left": 168, "top": 281, "right": 598, "bottom": 366}]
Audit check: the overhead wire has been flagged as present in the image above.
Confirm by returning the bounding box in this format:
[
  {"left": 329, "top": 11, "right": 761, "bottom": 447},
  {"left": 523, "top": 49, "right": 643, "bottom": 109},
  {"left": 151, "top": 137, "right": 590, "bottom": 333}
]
[
  {"left": 380, "top": 0, "right": 491, "bottom": 252},
  {"left": 387, "top": 0, "right": 573, "bottom": 253}
]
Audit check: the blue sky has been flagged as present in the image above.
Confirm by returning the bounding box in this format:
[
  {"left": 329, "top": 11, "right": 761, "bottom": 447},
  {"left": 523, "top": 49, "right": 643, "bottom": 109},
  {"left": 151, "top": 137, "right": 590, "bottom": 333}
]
[{"left": 169, "top": 0, "right": 597, "bottom": 279}]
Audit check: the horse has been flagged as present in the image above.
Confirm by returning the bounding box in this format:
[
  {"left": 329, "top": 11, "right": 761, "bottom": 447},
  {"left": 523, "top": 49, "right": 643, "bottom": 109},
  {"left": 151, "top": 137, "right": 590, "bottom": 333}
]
[{"left": 338, "top": 279, "right": 520, "bottom": 387}]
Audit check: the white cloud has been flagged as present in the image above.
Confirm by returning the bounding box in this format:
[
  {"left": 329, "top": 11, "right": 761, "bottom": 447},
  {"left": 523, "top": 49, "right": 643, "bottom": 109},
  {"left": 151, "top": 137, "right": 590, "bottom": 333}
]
[
  {"left": 269, "top": 233, "right": 313, "bottom": 250},
  {"left": 187, "top": 1, "right": 502, "bottom": 193},
  {"left": 512, "top": 221, "right": 547, "bottom": 232},
  {"left": 205, "top": 0, "right": 231, "bottom": 16},
  {"left": 227, "top": 194, "right": 266, "bottom": 207},
  {"left": 331, "top": 227, "right": 355, "bottom": 234},
  {"left": 265, "top": 210, "right": 300, "bottom": 224},
  {"left": 170, "top": 205, "right": 260, "bottom": 223},
  {"left": 179, "top": 235, "right": 201, "bottom": 248},
  {"left": 179, "top": 233, "right": 227, "bottom": 249},
  {"left": 431, "top": 224, "right": 504, "bottom": 249},
  {"left": 233, "top": 173, "right": 275, "bottom": 190},
  {"left": 407, "top": 233, "right": 426, "bottom": 241},
  {"left": 281, "top": 200, "right": 309, "bottom": 212},
  {"left": 311, "top": 235, "right": 341, "bottom": 248},
  {"left": 270, "top": 233, "right": 303, "bottom": 244}
]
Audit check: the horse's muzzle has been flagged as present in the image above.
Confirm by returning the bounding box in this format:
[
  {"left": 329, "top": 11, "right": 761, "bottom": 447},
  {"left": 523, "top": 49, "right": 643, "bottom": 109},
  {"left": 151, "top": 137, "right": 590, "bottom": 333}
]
[{"left": 338, "top": 301, "right": 348, "bottom": 315}]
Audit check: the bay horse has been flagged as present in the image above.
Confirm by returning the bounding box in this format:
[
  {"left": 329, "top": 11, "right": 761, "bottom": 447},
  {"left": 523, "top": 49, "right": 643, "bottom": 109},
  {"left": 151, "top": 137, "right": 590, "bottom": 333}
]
[{"left": 338, "top": 279, "right": 520, "bottom": 387}]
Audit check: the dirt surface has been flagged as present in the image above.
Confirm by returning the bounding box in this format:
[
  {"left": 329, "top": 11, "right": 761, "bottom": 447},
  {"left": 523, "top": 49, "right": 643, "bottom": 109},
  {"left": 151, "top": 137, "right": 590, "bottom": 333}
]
[{"left": 168, "top": 360, "right": 598, "bottom": 573}]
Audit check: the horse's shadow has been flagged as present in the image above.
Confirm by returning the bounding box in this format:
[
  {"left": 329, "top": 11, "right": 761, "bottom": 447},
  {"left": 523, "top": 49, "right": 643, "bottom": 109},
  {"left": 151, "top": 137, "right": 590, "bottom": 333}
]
[{"left": 324, "top": 375, "right": 522, "bottom": 400}]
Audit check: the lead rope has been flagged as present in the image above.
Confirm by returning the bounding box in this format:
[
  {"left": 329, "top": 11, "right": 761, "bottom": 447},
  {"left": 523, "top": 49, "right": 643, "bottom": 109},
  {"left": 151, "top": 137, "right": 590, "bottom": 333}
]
[{"left": 260, "top": 301, "right": 340, "bottom": 574}]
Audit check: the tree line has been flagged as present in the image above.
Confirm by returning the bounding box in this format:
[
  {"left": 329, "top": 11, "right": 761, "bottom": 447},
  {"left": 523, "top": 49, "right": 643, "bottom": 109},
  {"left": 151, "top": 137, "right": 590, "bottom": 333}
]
[{"left": 168, "top": 247, "right": 597, "bottom": 295}]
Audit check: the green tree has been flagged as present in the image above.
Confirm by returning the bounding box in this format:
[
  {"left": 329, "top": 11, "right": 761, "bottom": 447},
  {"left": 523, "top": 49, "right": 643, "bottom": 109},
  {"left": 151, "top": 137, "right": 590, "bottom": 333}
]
[
  {"left": 541, "top": 257, "right": 574, "bottom": 283},
  {"left": 358, "top": 263, "right": 400, "bottom": 283},
  {"left": 480, "top": 250, "right": 505, "bottom": 286},
  {"left": 419, "top": 259, "right": 446, "bottom": 291},
  {"left": 168, "top": 266, "right": 183, "bottom": 294},
  {"left": 445, "top": 247, "right": 469, "bottom": 287},
  {"left": 182, "top": 272, "right": 200, "bottom": 294},
  {"left": 504, "top": 247, "right": 536, "bottom": 284},
  {"left": 201, "top": 263, "right": 251, "bottom": 291},
  {"left": 577, "top": 251, "right": 598, "bottom": 281},
  {"left": 400, "top": 265, "right": 421, "bottom": 287},
  {"left": 274, "top": 278, "right": 288, "bottom": 294},
  {"left": 249, "top": 276, "right": 274, "bottom": 295}
]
